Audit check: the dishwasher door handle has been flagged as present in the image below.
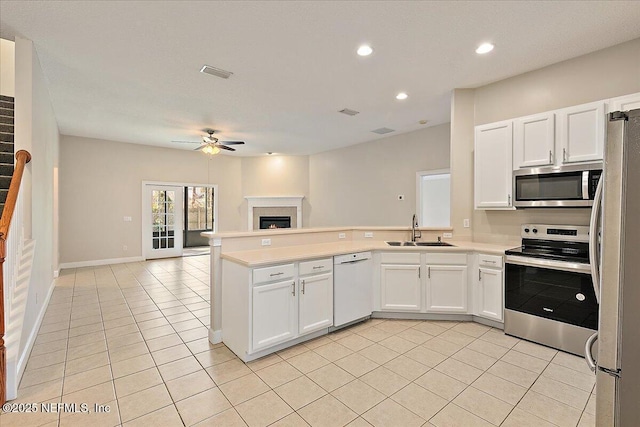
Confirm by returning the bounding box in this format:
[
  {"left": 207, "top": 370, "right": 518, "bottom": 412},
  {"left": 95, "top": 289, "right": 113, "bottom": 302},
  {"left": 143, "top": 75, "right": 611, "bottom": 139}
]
[{"left": 340, "top": 258, "right": 369, "bottom": 265}]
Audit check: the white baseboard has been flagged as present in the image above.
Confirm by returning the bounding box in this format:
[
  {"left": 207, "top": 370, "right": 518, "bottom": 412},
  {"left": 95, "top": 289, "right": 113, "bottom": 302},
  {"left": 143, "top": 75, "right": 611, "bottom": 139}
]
[
  {"left": 59, "top": 256, "right": 144, "bottom": 269},
  {"left": 14, "top": 278, "right": 56, "bottom": 395}
]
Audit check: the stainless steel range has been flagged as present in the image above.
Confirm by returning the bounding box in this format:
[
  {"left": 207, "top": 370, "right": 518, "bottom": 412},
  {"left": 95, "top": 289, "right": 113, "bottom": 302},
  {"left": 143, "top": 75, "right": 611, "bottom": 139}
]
[{"left": 504, "top": 224, "right": 598, "bottom": 356}]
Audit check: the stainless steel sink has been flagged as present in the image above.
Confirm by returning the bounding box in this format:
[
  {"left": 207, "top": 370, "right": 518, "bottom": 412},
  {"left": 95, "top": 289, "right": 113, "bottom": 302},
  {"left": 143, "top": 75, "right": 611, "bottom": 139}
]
[
  {"left": 385, "top": 241, "right": 415, "bottom": 246},
  {"left": 385, "top": 241, "right": 455, "bottom": 247},
  {"left": 415, "top": 241, "right": 455, "bottom": 247}
]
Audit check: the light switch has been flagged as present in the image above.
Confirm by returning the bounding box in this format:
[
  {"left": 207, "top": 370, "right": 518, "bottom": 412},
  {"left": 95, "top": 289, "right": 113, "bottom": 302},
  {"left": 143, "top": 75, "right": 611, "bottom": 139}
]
[{"left": 261, "top": 239, "right": 271, "bottom": 246}]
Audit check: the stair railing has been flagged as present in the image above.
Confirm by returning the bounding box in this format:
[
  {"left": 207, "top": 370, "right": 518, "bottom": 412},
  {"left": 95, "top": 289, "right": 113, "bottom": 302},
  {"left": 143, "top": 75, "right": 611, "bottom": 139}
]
[{"left": 0, "top": 149, "right": 31, "bottom": 406}]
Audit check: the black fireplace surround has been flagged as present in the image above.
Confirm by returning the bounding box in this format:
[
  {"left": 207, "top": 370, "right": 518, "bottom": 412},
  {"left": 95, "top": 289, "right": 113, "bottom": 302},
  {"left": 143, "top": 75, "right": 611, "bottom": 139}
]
[{"left": 259, "top": 216, "right": 291, "bottom": 229}]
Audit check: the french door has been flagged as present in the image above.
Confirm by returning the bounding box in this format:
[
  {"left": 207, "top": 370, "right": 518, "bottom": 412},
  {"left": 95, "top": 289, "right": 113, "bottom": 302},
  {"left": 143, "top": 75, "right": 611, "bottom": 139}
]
[{"left": 144, "top": 185, "right": 184, "bottom": 259}]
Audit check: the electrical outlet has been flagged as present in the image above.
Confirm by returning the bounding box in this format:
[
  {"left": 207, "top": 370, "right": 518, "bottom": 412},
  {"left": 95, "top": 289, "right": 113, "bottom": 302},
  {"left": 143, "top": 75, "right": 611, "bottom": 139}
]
[
  {"left": 463, "top": 218, "right": 470, "bottom": 228},
  {"left": 443, "top": 232, "right": 453, "bottom": 238},
  {"left": 261, "top": 238, "right": 271, "bottom": 246},
  {"left": 397, "top": 195, "right": 405, "bottom": 201},
  {"left": 364, "top": 232, "right": 374, "bottom": 238},
  {"left": 123, "top": 245, "right": 128, "bottom": 251},
  {"left": 123, "top": 216, "right": 132, "bottom": 222},
  {"left": 338, "top": 233, "right": 346, "bottom": 239}
]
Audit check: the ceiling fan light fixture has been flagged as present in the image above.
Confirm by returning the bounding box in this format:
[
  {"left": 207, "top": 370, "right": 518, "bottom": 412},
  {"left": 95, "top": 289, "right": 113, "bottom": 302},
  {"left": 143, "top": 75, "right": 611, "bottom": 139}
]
[{"left": 202, "top": 144, "right": 220, "bottom": 155}]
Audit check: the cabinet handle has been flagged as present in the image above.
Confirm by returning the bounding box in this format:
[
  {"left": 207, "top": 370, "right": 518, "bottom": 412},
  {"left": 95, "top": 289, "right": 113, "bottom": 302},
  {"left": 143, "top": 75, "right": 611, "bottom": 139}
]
[
  {"left": 427, "top": 267, "right": 431, "bottom": 279},
  {"left": 312, "top": 266, "right": 323, "bottom": 269},
  {"left": 549, "top": 150, "right": 553, "bottom": 163},
  {"left": 301, "top": 279, "right": 305, "bottom": 294},
  {"left": 563, "top": 148, "right": 567, "bottom": 162},
  {"left": 508, "top": 194, "right": 511, "bottom": 206},
  {"left": 479, "top": 270, "right": 482, "bottom": 281},
  {"left": 270, "top": 272, "right": 284, "bottom": 277},
  {"left": 291, "top": 282, "right": 295, "bottom": 296},
  {"left": 418, "top": 268, "right": 421, "bottom": 279}
]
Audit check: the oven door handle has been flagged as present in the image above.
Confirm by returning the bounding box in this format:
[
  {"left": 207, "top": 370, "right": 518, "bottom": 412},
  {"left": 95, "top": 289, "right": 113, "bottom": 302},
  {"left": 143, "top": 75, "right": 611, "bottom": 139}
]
[
  {"left": 589, "top": 176, "right": 603, "bottom": 303},
  {"left": 505, "top": 255, "right": 591, "bottom": 274}
]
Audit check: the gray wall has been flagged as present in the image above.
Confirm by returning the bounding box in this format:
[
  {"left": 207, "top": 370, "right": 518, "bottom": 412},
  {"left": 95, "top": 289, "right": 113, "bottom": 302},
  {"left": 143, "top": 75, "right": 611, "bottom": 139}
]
[
  {"left": 450, "top": 38, "right": 640, "bottom": 243},
  {"left": 14, "top": 37, "right": 60, "bottom": 364},
  {"left": 308, "top": 124, "right": 451, "bottom": 227},
  {"left": 59, "top": 136, "right": 243, "bottom": 264}
]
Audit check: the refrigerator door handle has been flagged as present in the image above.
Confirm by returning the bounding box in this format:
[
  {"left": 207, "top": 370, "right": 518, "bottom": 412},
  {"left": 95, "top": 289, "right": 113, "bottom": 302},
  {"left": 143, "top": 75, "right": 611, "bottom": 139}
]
[
  {"left": 588, "top": 176, "right": 604, "bottom": 303},
  {"left": 585, "top": 331, "right": 598, "bottom": 373}
]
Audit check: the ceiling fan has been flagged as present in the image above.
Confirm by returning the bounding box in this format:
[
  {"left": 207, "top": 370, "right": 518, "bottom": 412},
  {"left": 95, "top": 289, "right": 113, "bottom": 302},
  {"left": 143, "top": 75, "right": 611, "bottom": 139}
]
[{"left": 173, "top": 129, "right": 245, "bottom": 155}]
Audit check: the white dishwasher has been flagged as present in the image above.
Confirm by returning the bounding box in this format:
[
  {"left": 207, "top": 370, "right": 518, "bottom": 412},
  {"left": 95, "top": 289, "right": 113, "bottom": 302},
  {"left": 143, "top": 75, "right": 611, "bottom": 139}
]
[{"left": 333, "top": 252, "right": 373, "bottom": 328}]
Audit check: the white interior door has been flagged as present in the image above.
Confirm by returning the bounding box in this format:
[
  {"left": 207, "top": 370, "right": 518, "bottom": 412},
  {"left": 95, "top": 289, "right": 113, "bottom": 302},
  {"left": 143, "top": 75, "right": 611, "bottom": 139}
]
[{"left": 144, "top": 185, "right": 184, "bottom": 259}]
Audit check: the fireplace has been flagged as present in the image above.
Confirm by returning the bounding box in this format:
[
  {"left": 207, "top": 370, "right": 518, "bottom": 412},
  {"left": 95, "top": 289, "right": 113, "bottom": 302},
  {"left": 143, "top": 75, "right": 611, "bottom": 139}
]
[
  {"left": 246, "top": 196, "right": 304, "bottom": 230},
  {"left": 259, "top": 216, "right": 291, "bottom": 229}
]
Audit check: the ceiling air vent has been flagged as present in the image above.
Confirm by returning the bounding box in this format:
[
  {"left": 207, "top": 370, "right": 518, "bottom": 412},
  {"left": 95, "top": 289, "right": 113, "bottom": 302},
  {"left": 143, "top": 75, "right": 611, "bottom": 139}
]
[
  {"left": 338, "top": 108, "right": 360, "bottom": 116},
  {"left": 200, "top": 65, "right": 233, "bottom": 79},
  {"left": 371, "top": 127, "right": 395, "bottom": 134}
]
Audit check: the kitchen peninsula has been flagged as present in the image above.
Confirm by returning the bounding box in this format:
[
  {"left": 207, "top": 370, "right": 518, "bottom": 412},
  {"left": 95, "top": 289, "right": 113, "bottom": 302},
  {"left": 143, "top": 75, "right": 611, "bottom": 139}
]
[{"left": 203, "top": 227, "right": 516, "bottom": 362}]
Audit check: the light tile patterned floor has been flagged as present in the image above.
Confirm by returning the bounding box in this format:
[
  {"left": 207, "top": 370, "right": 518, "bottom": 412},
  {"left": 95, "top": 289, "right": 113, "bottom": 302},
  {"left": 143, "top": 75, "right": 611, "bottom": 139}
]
[{"left": 0, "top": 255, "right": 597, "bottom": 427}]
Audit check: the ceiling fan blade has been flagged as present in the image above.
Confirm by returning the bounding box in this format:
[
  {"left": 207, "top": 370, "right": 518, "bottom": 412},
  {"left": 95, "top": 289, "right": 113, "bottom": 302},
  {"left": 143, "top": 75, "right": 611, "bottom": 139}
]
[
  {"left": 219, "top": 141, "right": 245, "bottom": 145},
  {"left": 217, "top": 145, "right": 236, "bottom": 151},
  {"left": 193, "top": 144, "right": 207, "bottom": 151},
  {"left": 172, "top": 140, "right": 200, "bottom": 144}
]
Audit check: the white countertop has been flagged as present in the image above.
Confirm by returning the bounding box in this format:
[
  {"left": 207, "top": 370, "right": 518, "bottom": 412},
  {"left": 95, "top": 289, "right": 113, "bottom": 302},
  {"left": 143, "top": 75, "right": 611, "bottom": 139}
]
[{"left": 221, "top": 240, "right": 515, "bottom": 267}]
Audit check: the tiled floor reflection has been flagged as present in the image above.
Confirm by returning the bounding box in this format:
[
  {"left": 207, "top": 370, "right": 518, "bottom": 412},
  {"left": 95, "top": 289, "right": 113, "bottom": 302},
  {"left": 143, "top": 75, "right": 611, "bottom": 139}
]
[{"left": 1, "top": 255, "right": 596, "bottom": 426}]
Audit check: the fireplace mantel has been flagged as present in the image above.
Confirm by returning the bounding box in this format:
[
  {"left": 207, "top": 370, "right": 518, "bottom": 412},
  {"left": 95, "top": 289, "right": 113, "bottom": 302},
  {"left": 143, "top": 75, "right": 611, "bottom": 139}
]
[{"left": 245, "top": 196, "right": 304, "bottom": 230}]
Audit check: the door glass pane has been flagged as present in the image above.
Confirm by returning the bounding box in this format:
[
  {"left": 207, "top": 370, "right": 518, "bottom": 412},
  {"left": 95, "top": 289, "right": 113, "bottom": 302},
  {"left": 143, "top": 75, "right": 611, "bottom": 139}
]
[
  {"left": 151, "top": 189, "right": 178, "bottom": 251},
  {"left": 186, "top": 187, "right": 214, "bottom": 231}
]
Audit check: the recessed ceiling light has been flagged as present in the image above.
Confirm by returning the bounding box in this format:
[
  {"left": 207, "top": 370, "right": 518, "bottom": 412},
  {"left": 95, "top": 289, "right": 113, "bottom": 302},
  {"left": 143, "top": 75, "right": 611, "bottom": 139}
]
[
  {"left": 357, "top": 45, "right": 373, "bottom": 56},
  {"left": 396, "top": 92, "right": 408, "bottom": 100},
  {"left": 475, "top": 43, "right": 494, "bottom": 54}
]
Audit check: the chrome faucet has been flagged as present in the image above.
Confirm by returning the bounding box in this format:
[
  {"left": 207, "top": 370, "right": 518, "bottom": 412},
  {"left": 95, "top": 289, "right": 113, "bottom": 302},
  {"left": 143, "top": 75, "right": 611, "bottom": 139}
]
[{"left": 411, "top": 214, "right": 422, "bottom": 242}]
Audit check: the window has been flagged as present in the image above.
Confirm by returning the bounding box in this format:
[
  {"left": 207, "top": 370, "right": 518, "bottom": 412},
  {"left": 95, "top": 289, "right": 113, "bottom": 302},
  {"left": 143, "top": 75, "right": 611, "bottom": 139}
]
[{"left": 416, "top": 170, "right": 451, "bottom": 227}]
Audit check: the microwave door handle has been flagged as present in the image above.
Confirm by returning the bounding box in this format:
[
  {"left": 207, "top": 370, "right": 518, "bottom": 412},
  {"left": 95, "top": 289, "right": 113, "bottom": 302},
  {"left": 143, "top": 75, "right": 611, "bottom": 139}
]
[
  {"left": 582, "top": 171, "right": 590, "bottom": 200},
  {"left": 589, "top": 176, "right": 604, "bottom": 304}
]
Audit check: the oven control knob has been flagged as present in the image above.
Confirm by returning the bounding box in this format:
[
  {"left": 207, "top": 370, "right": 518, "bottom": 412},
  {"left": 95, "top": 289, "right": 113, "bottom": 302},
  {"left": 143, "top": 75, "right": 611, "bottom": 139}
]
[
  {"left": 524, "top": 228, "right": 530, "bottom": 233},
  {"left": 532, "top": 228, "right": 538, "bottom": 234}
]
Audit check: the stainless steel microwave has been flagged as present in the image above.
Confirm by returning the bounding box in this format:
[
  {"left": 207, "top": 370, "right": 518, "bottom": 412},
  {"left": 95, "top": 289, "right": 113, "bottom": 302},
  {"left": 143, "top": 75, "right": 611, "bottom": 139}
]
[{"left": 513, "top": 163, "right": 602, "bottom": 208}]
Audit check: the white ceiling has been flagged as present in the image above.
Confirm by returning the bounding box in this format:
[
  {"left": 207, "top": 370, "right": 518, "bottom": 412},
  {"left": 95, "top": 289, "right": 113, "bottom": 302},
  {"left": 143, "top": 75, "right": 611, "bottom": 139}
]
[{"left": 1, "top": 1, "right": 639, "bottom": 156}]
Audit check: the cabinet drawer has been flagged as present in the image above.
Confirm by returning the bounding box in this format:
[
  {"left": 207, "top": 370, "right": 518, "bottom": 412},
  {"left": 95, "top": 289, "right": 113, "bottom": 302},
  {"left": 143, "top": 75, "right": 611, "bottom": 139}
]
[
  {"left": 380, "top": 252, "right": 421, "bottom": 264},
  {"left": 299, "top": 258, "right": 333, "bottom": 276},
  {"left": 478, "top": 254, "right": 503, "bottom": 268},
  {"left": 425, "top": 253, "right": 467, "bottom": 265},
  {"left": 253, "top": 264, "right": 295, "bottom": 285}
]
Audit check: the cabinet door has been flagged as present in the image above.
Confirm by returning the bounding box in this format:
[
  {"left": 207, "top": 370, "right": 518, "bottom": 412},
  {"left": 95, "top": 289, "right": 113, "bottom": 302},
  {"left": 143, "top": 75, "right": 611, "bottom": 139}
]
[
  {"left": 380, "top": 264, "right": 421, "bottom": 312},
  {"left": 610, "top": 92, "right": 640, "bottom": 112},
  {"left": 426, "top": 265, "right": 468, "bottom": 313},
  {"left": 557, "top": 101, "right": 605, "bottom": 164},
  {"left": 474, "top": 121, "right": 514, "bottom": 209},
  {"left": 299, "top": 273, "right": 333, "bottom": 335},
  {"left": 477, "top": 268, "right": 503, "bottom": 322},
  {"left": 514, "top": 113, "right": 555, "bottom": 168},
  {"left": 252, "top": 280, "right": 297, "bottom": 351}
]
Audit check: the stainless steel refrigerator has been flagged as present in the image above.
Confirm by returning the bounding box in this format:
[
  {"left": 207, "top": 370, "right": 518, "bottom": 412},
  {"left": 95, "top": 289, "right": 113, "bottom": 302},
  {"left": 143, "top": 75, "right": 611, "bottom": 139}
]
[{"left": 585, "top": 108, "right": 640, "bottom": 426}]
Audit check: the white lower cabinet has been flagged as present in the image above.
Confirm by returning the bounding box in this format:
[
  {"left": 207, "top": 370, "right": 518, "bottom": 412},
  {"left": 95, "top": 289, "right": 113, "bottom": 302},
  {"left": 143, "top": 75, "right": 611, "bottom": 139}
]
[
  {"left": 474, "top": 254, "right": 504, "bottom": 322},
  {"left": 425, "top": 264, "right": 468, "bottom": 313},
  {"left": 299, "top": 272, "right": 333, "bottom": 335},
  {"left": 252, "top": 279, "right": 297, "bottom": 351},
  {"left": 380, "top": 264, "right": 422, "bottom": 311}
]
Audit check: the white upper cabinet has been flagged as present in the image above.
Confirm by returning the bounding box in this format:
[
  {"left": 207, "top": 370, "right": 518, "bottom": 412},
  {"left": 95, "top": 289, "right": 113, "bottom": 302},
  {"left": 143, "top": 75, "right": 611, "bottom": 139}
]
[
  {"left": 557, "top": 101, "right": 606, "bottom": 164},
  {"left": 609, "top": 92, "right": 640, "bottom": 112},
  {"left": 514, "top": 112, "right": 555, "bottom": 169},
  {"left": 474, "top": 120, "right": 514, "bottom": 210}
]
